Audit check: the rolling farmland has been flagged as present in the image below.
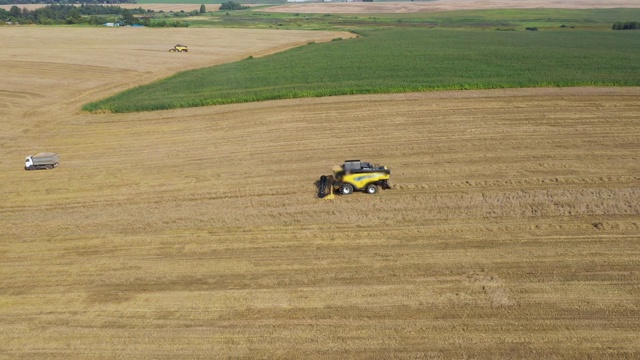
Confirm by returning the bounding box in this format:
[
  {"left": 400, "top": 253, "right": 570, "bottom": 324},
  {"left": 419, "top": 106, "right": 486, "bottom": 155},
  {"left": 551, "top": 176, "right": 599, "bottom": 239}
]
[
  {"left": 84, "top": 29, "right": 640, "bottom": 113},
  {"left": 1, "top": 24, "right": 640, "bottom": 359}
]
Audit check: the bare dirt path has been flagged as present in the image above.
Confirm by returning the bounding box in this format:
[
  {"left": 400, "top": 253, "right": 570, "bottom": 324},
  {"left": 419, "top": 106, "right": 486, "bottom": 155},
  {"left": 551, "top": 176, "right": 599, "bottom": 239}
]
[{"left": 1, "top": 27, "right": 639, "bottom": 358}]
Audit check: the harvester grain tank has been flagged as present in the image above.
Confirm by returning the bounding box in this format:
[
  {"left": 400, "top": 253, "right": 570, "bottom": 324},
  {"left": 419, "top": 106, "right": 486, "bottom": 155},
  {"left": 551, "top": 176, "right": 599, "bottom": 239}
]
[{"left": 24, "top": 152, "right": 59, "bottom": 170}]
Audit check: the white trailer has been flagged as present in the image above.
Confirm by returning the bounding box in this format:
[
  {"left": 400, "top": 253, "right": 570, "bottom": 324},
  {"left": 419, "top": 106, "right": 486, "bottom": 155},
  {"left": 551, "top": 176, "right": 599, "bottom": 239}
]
[{"left": 25, "top": 152, "right": 59, "bottom": 170}]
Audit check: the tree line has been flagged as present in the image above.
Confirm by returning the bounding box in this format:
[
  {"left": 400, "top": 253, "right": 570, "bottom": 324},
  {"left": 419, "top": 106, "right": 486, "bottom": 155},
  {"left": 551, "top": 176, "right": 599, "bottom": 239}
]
[
  {"left": 612, "top": 21, "right": 639, "bottom": 30},
  {"left": 0, "top": 0, "right": 134, "bottom": 4},
  {"left": 1, "top": 4, "right": 146, "bottom": 24},
  {"left": 0, "top": 4, "right": 192, "bottom": 26},
  {"left": 219, "top": 1, "right": 248, "bottom": 11}
]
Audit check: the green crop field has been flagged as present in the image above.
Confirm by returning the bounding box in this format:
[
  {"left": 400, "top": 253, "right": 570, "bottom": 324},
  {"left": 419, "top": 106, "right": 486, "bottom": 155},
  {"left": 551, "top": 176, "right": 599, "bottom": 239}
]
[
  {"left": 84, "top": 28, "right": 640, "bottom": 113},
  {"left": 390, "top": 8, "right": 640, "bottom": 29}
]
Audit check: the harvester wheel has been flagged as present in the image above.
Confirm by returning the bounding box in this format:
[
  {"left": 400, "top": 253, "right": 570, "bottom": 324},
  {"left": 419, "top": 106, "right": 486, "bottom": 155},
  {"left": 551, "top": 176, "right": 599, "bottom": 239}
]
[
  {"left": 341, "top": 184, "right": 353, "bottom": 195},
  {"left": 365, "top": 184, "right": 378, "bottom": 194}
]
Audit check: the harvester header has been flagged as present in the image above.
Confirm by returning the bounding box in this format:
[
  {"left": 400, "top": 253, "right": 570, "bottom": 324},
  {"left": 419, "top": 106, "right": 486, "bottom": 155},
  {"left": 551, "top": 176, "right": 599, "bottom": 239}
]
[{"left": 318, "top": 160, "right": 391, "bottom": 199}]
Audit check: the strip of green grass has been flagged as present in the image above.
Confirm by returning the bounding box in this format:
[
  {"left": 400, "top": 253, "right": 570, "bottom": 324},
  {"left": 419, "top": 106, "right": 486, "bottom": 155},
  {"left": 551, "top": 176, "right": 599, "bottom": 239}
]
[
  {"left": 391, "top": 8, "right": 640, "bottom": 25},
  {"left": 83, "top": 28, "right": 640, "bottom": 113},
  {"left": 189, "top": 8, "right": 640, "bottom": 31}
]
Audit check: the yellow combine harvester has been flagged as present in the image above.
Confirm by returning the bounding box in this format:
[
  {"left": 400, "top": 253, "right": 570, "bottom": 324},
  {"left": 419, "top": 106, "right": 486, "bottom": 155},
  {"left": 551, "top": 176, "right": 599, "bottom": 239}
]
[
  {"left": 318, "top": 160, "right": 391, "bottom": 199},
  {"left": 169, "top": 44, "right": 188, "bottom": 52}
]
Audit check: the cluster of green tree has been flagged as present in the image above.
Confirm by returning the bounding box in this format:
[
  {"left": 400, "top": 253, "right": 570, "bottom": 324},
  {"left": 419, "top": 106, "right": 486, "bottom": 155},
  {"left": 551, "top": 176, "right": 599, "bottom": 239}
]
[
  {"left": 0, "top": 4, "right": 147, "bottom": 25},
  {"left": 219, "top": 1, "right": 248, "bottom": 11},
  {"left": 144, "top": 19, "right": 189, "bottom": 27},
  {"left": 0, "top": 0, "right": 134, "bottom": 4},
  {"left": 165, "top": 9, "right": 200, "bottom": 18},
  {"left": 612, "top": 21, "right": 639, "bottom": 30}
]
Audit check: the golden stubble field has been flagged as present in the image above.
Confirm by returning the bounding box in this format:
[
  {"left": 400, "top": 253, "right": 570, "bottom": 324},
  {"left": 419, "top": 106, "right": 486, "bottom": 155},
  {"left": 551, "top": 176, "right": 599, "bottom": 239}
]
[{"left": 1, "top": 26, "right": 639, "bottom": 358}]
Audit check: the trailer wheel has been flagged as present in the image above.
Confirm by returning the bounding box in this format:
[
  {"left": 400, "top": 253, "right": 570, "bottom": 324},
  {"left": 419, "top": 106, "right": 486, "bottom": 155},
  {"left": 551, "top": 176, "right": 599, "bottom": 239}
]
[
  {"left": 341, "top": 184, "right": 353, "bottom": 195},
  {"left": 366, "top": 184, "right": 378, "bottom": 194}
]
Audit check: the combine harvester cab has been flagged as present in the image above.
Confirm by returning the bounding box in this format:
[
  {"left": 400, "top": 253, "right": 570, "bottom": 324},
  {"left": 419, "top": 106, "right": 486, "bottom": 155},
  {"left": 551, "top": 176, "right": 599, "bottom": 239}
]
[{"left": 318, "top": 160, "right": 391, "bottom": 198}]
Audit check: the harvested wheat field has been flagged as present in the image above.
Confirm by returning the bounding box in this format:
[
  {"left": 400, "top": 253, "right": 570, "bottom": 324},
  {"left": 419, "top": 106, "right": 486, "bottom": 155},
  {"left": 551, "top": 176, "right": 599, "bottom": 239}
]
[{"left": 1, "top": 26, "right": 640, "bottom": 358}]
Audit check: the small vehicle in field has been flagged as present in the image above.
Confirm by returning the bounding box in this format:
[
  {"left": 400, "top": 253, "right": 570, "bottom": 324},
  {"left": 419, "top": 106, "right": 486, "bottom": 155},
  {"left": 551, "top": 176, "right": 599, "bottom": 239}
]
[
  {"left": 169, "top": 44, "right": 188, "bottom": 52},
  {"left": 318, "top": 160, "right": 391, "bottom": 198},
  {"left": 25, "top": 152, "right": 59, "bottom": 170}
]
